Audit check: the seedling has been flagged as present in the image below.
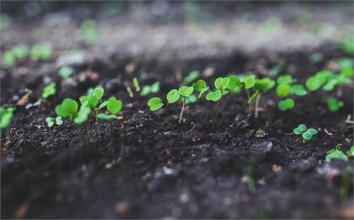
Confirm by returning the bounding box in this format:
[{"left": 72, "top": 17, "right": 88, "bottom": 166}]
[
  {"left": 140, "top": 82, "right": 160, "bottom": 96},
  {"left": 2, "top": 50, "right": 16, "bottom": 66},
  {"left": 42, "top": 82, "right": 56, "bottom": 99},
  {"left": 0, "top": 107, "right": 15, "bottom": 129},
  {"left": 96, "top": 96, "right": 123, "bottom": 120},
  {"left": 206, "top": 77, "right": 230, "bottom": 102},
  {"left": 166, "top": 86, "right": 194, "bottom": 123},
  {"left": 126, "top": 85, "right": 134, "bottom": 98},
  {"left": 278, "top": 98, "right": 295, "bottom": 111},
  {"left": 79, "top": 87, "right": 104, "bottom": 110},
  {"left": 30, "top": 43, "right": 53, "bottom": 61},
  {"left": 55, "top": 98, "right": 79, "bottom": 119},
  {"left": 293, "top": 123, "right": 318, "bottom": 141},
  {"left": 325, "top": 144, "right": 348, "bottom": 162},
  {"left": 192, "top": 79, "right": 209, "bottom": 98},
  {"left": 346, "top": 145, "right": 354, "bottom": 157},
  {"left": 58, "top": 66, "right": 74, "bottom": 79},
  {"left": 148, "top": 97, "right": 164, "bottom": 111},
  {"left": 133, "top": 77, "right": 141, "bottom": 92},
  {"left": 327, "top": 97, "right": 344, "bottom": 112},
  {"left": 46, "top": 116, "right": 63, "bottom": 127},
  {"left": 183, "top": 70, "right": 200, "bottom": 84},
  {"left": 79, "top": 19, "right": 98, "bottom": 45},
  {"left": 2, "top": 44, "right": 29, "bottom": 66}
]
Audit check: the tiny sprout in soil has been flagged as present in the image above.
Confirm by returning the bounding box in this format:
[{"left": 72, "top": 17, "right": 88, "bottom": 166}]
[
  {"left": 293, "top": 124, "right": 318, "bottom": 141},
  {"left": 0, "top": 106, "right": 15, "bottom": 129}
]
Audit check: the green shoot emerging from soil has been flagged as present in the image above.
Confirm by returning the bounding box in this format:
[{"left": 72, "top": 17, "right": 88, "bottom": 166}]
[
  {"left": 325, "top": 144, "right": 348, "bottom": 162},
  {"left": 30, "top": 43, "right": 53, "bottom": 61},
  {"left": 167, "top": 86, "right": 194, "bottom": 124},
  {"left": 148, "top": 97, "right": 164, "bottom": 111},
  {"left": 293, "top": 124, "right": 318, "bottom": 141},
  {"left": 327, "top": 97, "right": 344, "bottom": 112},
  {"left": 183, "top": 70, "right": 200, "bottom": 85},
  {"left": 58, "top": 66, "right": 74, "bottom": 79},
  {"left": 96, "top": 96, "right": 123, "bottom": 120},
  {"left": 79, "top": 19, "right": 98, "bottom": 45},
  {"left": 42, "top": 82, "right": 56, "bottom": 99},
  {"left": 46, "top": 116, "right": 63, "bottom": 127},
  {"left": 0, "top": 106, "right": 15, "bottom": 129},
  {"left": 140, "top": 82, "right": 160, "bottom": 96}
]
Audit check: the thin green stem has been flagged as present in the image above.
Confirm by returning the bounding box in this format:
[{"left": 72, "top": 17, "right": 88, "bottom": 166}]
[{"left": 179, "top": 98, "right": 186, "bottom": 124}]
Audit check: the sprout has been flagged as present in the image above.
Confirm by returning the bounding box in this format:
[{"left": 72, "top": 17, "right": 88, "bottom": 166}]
[
  {"left": 73, "top": 103, "right": 91, "bottom": 124},
  {"left": 206, "top": 90, "right": 222, "bottom": 102},
  {"left": 55, "top": 98, "right": 79, "bottom": 119},
  {"left": 326, "top": 144, "right": 348, "bottom": 162},
  {"left": 58, "top": 66, "right": 74, "bottom": 79},
  {"left": 96, "top": 96, "right": 123, "bottom": 120},
  {"left": 167, "top": 89, "right": 180, "bottom": 103},
  {"left": 0, "top": 107, "right": 15, "bottom": 129},
  {"left": 30, "top": 43, "right": 53, "bottom": 61},
  {"left": 291, "top": 84, "right": 307, "bottom": 96},
  {"left": 133, "top": 77, "right": 141, "bottom": 92},
  {"left": 12, "top": 44, "right": 29, "bottom": 59},
  {"left": 278, "top": 98, "right": 295, "bottom": 111},
  {"left": 243, "top": 75, "right": 256, "bottom": 89},
  {"left": 42, "top": 82, "right": 56, "bottom": 99},
  {"left": 206, "top": 77, "right": 230, "bottom": 102},
  {"left": 183, "top": 70, "right": 199, "bottom": 84},
  {"left": 192, "top": 79, "right": 209, "bottom": 98},
  {"left": 227, "top": 75, "right": 241, "bottom": 93},
  {"left": 126, "top": 85, "right": 134, "bottom": 98},
  {"left": 327, "top": 97, "right": 344, "bottom": 112},
  {"left": 79, "top": 87, "right": 104, "bottom": 109},
  {"left": 46, "top": 116, "right": 63, "bottom": 127},
  {"left": 165, "top": 86, "right": 194, "bottom": 123},
  {"left": 140, "top": 82, "right": 160, "bottom": 96},
  {"left": 293, "top": 123, "right": 318, "bottom": 141},
  {"left": 148, "top": 97, "right": 164, "bottom": 111},
  {"left": 2, "top": 50, "right": 16, "bottom": 66},
  {"left": 346, "top": 146, "right": 354, "bottom": 157},
  {"left": 276, "top": 84, "right": 291, "bottom": 97}
]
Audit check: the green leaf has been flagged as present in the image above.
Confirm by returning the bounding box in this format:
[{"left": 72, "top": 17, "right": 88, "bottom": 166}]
[
  {"left": 244, "top": 75, "right": 256, "bottom": 89},
  {"left": 307, "top": 128, "right": 318, "bottom": 135},
  {"left": 42, "top": 82, "right": 56, "bottom": 99},
  {"left": 276, "top": 75, "right": 293, "bottom": 84},
  {"left": 292, "top": 84, "right": 307, "bottom": 96},
  {"left": 214, "top": 77, "right": 230, "bottom": 90},
  {"left": 133, "top": 77, "right": 140, "bottom": 92},
  {"left": 140, "top": 86, "right": 150, "bottom": 96},
  {"left": 346, "top": 146, "right": 354, "bottom": 157},
  {"left": 73, "top": 104, "right": 91, "bottom": 124},
  {"left": 306, "top": 75, "right": 323, "bottom": 91},
  {"left": 30, "top": 43, "right": 53, "bottom": 61},
  {"left": 178, "top": 86, "right": 194, "bottom": 97},
  {"left": 323, "top": 79, "right": 337, "bottom": 91},
  {"left": 167, "top": 89, "right": 180, "bottom": 104},
  {"left": 293, "top": 123, "right": 307, "bottom": 135},
  {"left": 148, "top": 97, "right": 164, "bottom": 111},
  {"left": 12, "top": 44, "right": 29, "bottom": 59},
  {"left": 98, "top": 100, "right": 108, "bottom": 110},
  {"left": 96, "top": 113, "right": 117, "bottom": 120},
  {"left": 183, "top": 70, "right": 199, "bottom": 84},
  {"left": 55, "top": 116, "right": 63, "bottom": 125},
  {"left": 302, "top": 131, "right": 313, "bottom": 140},
  {"left": 58, "top": 66, "right": 74, "bottom": 79},
  {"left": 2, "top": 51, "right": 16, "bottom": 66},
  {"left": 93, "top": 87, "right": 104, "bottom": 99},
  {"left": 46, "top": 117, "right": 55, "bottom": 128},
  {"left": 227, "top": 75, "right": 241, "bottom": 93},
  {"left": 206, "top": 90, "right": 222, "bottom": 102},
  {"left": 150, "top": 82, "right": 160, "bottom": 93},
  {"left": 186, "top": 94, "right": 197, "bottom": 104},
  {"left": 327, "top": 97, "right": 344, "bottom": 112},
  {"left": 326, "top": 149, "right": 348, "bottom": 162},
  {"left": 276, "top": 84, "right": 291, "bottom": 97},
  {"left": 278, "top": 98, "right": 295, "bottom": 111},
  {"left": 107, "top": 97, "right": 123, "bottom": 114},
  {"left": 255, "top": 77, "right": 275, "bottom": 92},
  {"left": 192, "top": 79, "right": 207, "bottom": 91},
  {"left": 55, "top": 98, "right": 79, "bottom": 118}
]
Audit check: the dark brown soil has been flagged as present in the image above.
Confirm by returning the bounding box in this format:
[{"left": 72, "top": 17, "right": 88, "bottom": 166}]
[{"left": 1, "top": 1, "right": 353, "bottom": 219}]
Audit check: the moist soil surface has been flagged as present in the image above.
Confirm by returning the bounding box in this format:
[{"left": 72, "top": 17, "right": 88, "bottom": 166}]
[{"left": 1, "top": 2, "right": 354, "bottom": 219}]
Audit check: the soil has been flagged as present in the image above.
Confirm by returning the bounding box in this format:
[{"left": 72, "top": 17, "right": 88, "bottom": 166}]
[{"left": 1, "top": 2, "right": 353, "bottom": 219}]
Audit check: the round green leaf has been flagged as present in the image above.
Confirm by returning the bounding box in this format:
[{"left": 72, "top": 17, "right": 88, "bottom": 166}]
[
  {"left": 148, "top": 97, "right": 164, "bottom": 111},
  {"left": 326, "top": 150, "right": 348, "bottom": 162},
  {"left": 307, "top": 128, "right": 318, "bottom": 135},
  {"left": 244, "top": 75, "right": 256, "bottom": 89},
  {"left": 214, "top": 77, "right": 229, "bottom": 90},
  {"left": 292, "top": 84, "right": 307, "bottom": 96},
  {"left": 302, "top": 131, "right": 313, "bottom": 140},
  {"left": 206, "top": 90, "right": 222, "bottom": 102},
  {"left": 278, "top": 98, "right": 295, "bottom": 111},
  {"left": 192, "top": 79, "right": 207, "bottom": 91},
  {"left": 276, "top": 84, "right": 291, "bottom": 97},
  {"left": 167, "top": 89, "right": 180, "bottom": 104},
  {"left": 107, "top": 97, "right": 123, "bottom": 114},
  {"left": 178, "top": 86, "right": 194, "bottom": 97},
  {"left": 276, "top": 75, "right": 293, "bottom": 84}
]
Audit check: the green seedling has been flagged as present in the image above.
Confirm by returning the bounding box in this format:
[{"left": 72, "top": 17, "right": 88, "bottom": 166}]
[
  {"left": 42, "top": 82, "right": 56, "bottom": 99},
  {"left": 293, "top": 123, "right": 318, "bottom": 141},
  {"left": 133, "top": 77, "right": 140, "bottom": 92},
  {"left": 96, "top": 96, "right": 123, "bottom": 120},
  {"left": 73, "top": 102, "right": 91, "bottom": 124},
  {"left": 325, "top": 144, "right": 348, "bottom": 162},
  {"left": 0, "top": 107, "right": 15, "bottom": 129},
  {"left": 148, "top": 97, "right": 164, "bottom": 111},
  {"left": 2, "top": 44, "right": 30, "bottom": 66},
  {"left": 58, "top": 66, "right": 74, "bottom": 79},
  {"left": 166, "top": 86, "right": 194, "bottom": 123},
  {"left": 2, "top": 50, "right": 16, "bottom": 66},
  {"left": 183, "top": 70, "right": 200, "bottom": 84},
  {"left": 278, "top": 98, "right": 295, "bottom": 111},
  {"left": 79, "top": 87, "right": 104, "bottom": 110},
  {"left": 327, "top": 97, "right": 344, "bottom": 112},
  {"left": 140, "top": 82, "right": 160, "bottom": 96},
  {"left": 55, "top": 98, "right": 79, "bottom": 119},
  {"left": 126, "top": 85, "right": 134, "bottom": 98},
  {"left": 46, "top": 116, "right": 63, "bottom": 127},
  {"left": 192, "top": 79, "right": 209, "bottom": 98},
  {"left": 79, "top": 19, "right": 98, "bottom": 45},
  {"left": 206, "top": 77, "right": 230, "bottom": 102},
  {"left": 30, "top": 43, "right": 53, "bottom": 61}
]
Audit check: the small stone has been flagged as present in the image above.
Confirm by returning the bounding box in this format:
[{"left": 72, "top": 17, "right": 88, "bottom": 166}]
[
  {"left": 255, "top": 129, "right": 267, "bottom": 138},
  {"left": 272, "top": 164, "right": 282, "bottom": 173}
]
